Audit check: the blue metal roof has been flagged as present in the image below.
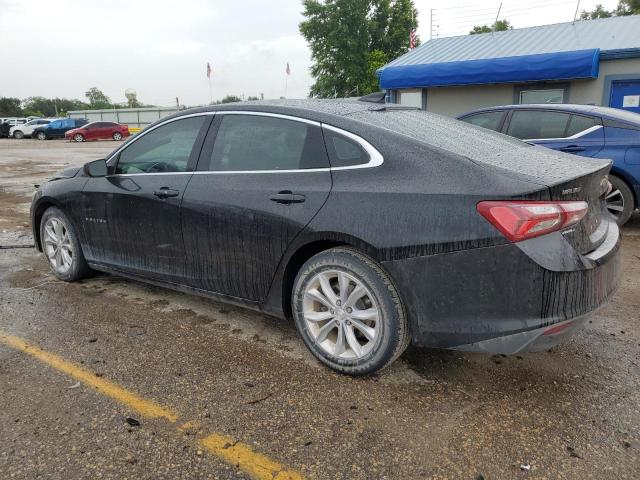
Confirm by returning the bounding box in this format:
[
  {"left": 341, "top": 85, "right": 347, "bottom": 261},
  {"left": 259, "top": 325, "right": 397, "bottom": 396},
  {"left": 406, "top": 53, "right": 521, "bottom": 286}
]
[{"left": 381, "top": 15, "right": 640, "bottom": 70}]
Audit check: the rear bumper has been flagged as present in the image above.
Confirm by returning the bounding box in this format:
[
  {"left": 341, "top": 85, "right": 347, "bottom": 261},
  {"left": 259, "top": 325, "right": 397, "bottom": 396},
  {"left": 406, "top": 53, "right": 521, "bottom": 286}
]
[{"left": 382, "top": 220, "right": 621, "bottom": 352}]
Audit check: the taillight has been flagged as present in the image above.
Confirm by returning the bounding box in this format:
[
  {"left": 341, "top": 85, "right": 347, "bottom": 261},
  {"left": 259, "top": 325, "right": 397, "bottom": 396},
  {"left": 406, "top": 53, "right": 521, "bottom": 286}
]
[{"left": 477, "top": 200, "right": 588, "bottom": 242}]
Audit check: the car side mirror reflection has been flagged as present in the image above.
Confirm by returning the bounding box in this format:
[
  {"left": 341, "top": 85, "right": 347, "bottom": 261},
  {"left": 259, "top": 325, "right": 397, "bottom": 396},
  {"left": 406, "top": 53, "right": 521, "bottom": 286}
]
[{"left": 84, "top": 159, "right": 108, "bottom": 177}]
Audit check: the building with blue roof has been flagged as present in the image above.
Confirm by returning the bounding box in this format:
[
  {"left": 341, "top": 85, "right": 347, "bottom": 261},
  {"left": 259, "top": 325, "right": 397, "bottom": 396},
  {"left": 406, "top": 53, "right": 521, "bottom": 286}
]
[{"left": 378, "top": 15, "right": 640, "bottom": 117}]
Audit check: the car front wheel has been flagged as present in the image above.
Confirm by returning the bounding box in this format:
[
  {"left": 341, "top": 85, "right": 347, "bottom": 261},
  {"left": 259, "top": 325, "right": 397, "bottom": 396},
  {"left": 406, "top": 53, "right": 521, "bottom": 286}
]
[
  {"left": 36, "top": 131, "right": 46, "bottom": 140},
  {"left": 606, "top": 175, "right": 635, "bottom": 226},
  {"left": 292, "top": 247, "right": 410, "bottom": 376},
  {"left": 40, "top": 207, "right": 91, "bottom": 282},
  {"left": 73, "top": 133, "right": 85, "bottom": 142}
]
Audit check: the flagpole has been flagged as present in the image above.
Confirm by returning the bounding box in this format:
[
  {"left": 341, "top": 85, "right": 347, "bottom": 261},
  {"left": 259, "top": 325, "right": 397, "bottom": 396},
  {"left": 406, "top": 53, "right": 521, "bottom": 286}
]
[
  {"left": 285, "top": 75, "right": 288, "bottom": 99},
  {"left": 208, "top": 77, "right": 212, "bottom": 104}
]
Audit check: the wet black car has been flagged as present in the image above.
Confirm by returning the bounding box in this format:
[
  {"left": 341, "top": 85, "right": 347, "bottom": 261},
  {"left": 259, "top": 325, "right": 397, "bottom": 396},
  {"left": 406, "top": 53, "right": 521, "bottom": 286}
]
[{"left": 31, "top": 100, "right": 621, "bottom": 375}]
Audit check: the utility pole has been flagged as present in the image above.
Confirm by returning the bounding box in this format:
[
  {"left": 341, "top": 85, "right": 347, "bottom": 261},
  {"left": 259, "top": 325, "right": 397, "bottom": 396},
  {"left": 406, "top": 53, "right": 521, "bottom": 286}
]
[
  {"left": 429, "top": 9, "right": 433, "bottom": 40},
  {"left": 176, "top": 97, "right": 180, "bottom": 110}
]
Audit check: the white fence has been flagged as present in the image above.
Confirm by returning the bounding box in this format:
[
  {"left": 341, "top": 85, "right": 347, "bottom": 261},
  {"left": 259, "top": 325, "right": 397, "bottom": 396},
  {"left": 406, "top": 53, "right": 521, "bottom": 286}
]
[{"left": 67, "top": 107, "right": 183, "bottom": 129}]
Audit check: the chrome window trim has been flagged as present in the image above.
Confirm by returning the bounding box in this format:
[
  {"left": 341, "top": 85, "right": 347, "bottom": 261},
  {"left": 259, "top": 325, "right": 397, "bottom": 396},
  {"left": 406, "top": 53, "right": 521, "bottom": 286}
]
[
  {"left": 106, "top": 110, "right": 384, "bottom": 177},
  {"left": 524, "top": 124, "right": 603, "bottom": 142}
]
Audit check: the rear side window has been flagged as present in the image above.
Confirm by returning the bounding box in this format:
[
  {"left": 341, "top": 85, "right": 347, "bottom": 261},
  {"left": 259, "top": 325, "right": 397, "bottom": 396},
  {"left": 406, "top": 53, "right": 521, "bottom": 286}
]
[
  {"left": 116, "top": 116, "right": 206, "bottom": 174},
  {"left": 460, "top": 111, "right": 504, "bottom": 131},
  {"left": 323, "top": 130, "right": 370, "bottom": 167},
  {"left": 203, "top": 114, "right": 328, "bottom": 171},
  {"left": 565, "top": 115, "right": 599, "bottom": 136},
  {"left": 507, "top": 110, "right": 571, "bottom": 140}
]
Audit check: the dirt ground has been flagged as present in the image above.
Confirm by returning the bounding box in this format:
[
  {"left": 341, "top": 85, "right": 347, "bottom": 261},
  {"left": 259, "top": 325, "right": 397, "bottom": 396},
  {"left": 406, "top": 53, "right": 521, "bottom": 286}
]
[{"left": 1, "top": 138, "right": 639, "bottom": 479}]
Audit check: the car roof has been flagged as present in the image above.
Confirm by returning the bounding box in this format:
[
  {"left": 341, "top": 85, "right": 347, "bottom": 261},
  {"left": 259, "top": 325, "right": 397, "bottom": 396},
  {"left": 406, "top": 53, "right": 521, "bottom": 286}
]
[{"left": 459, "top": 103, "right": 640, "bottom": 125}]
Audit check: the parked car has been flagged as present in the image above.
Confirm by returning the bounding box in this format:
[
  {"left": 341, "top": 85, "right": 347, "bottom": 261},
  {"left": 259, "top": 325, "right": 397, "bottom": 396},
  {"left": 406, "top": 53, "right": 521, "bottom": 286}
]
[
  {"left": 65, "top": 121, "right": 130, "bottom": 142},
  {"left": 32, "top": 118, "right": 88, "bottom": 140},
  {"left": 0, "top": 117, "right": 38, "bottom": 137},
  {"left": 458, "top": 104, "right": 640, "bottom": 225},
  {"left": 31, "top": 101, "right": 620, "bottom": 375},
  {"left": 10, "top": 118, "right": 54, "bottom": 139}
]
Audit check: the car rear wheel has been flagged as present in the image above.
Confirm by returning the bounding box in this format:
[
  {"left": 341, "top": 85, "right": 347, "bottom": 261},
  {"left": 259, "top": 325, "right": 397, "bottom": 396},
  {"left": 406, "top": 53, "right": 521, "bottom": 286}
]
[
  {"left": 112, "top": 132, "right": 123, "bottom": 141},
  {"left": 13, "top": 130, "right": 24, "bottom": 139},
  {"left": 292, "top": 247, "right": 410, "bottom": 376},
  {"left": 40, "top": 207, "right": 91, "bottom": 282},
  {"left": 606, "top": 175, "right": 635, "bottom": 226},
  {"left": 36, "top": 131, "right": 46, "bottom": 140},
  {"left": 73, "top": 133, "right": 85, "bottom": 142}
]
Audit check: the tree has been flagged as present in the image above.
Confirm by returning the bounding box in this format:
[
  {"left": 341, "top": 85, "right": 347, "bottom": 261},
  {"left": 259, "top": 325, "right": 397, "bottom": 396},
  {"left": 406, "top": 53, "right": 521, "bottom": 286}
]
[
  {"left": 22, "top": 97, "right": 88, "bottom": 117},
  {"left": 85, "top": 87, "right": 112, "bottom": 109},
  {"left": 246, "top": 96, "right": 260, "bottom": 101},
  {"left": 469, "top": 19, "right": 512, "bottom": 34},
  {"left": 300, "top": 0, "right": 419, "bottom": 98},
  {"left": 0, "top": 97, "right": 22, "bottom": 116},
  {"left": 220, "top": 95, "right": 243, "bottom": 104},
  {"left": 580, "top": 0, "right": 639, "bottom": 18}
]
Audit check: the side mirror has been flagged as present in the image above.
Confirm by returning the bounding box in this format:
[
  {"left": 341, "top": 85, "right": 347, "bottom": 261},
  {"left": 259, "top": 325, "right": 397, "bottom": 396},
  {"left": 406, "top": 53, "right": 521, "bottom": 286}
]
[{"left": 84, "top": 159, "right": 108, "bottom": 177}]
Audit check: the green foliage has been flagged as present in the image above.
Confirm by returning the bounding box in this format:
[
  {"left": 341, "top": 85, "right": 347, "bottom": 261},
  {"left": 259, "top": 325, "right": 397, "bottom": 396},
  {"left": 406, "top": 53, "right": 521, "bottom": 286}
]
[
  {"left": 300, "top": 0, "right": 419, "bottom": 98},
  {"left": 220, "top": 95, "right": 243, "bottom": 104},
  {"left": 85, "top": 87, "right": 112, "bottom": 109},
  {"left": 22, "top": 97, "right": 88, "bottom": 117},
  {"left": 246, "top": 96, "right": 260, "bottom": 101},
  {"left": 0, "top": 97, "right": 22, "bottom": 116},
  {"left": 580, "top": 0, "right": 639, "bottom": 19},
  {"left": 469, "top": 19, "right": 512, "bottom": 34}
]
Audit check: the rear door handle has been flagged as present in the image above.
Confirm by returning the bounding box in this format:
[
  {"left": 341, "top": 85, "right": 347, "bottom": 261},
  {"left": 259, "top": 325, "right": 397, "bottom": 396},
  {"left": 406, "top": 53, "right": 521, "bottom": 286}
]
[
  {"left": 153, "top": 188, "right": 180, "bottom": 199},
  {"left": 269, "top": 191, "right": 306, "bottom": 204},
  {"left": 560, "top": 145, "right": 585, "bottom": 152}
]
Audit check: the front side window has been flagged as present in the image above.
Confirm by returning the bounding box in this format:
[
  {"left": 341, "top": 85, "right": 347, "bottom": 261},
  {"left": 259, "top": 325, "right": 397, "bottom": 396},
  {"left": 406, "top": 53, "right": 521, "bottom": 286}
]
[
  {"left": 116, "top": 116, "right": 206, "bottom": 174},
  {"left": 507, "top": 110, "right": 571, "bottom": 140},
  {"left": 460, "top": 111, "right": 505, "bottom": 131},
  {"left": 519, "top": 89, "right": 564, "bottom": 104},
  {"left": 49, "top": 120, "right": 62, "bottom": 129},
  {"left": 203, "top": 114, "right": 328, "bottom": 171}
]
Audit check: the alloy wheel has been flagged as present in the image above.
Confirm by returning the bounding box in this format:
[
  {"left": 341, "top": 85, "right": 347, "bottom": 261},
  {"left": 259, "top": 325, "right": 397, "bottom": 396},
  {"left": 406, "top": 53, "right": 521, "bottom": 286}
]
[
  {"left": 113, "top": 132, "right": 122, "bottom": 140},
  {"left": 74, "top": 134, "right": 84, "bottom": 142},
  {"left": 302, "top": 269, "right": 379, "bottom": 360},
  {"left": 37, "top": 132, "right": 46, "bottom": 140},
  {"left": 43, "top": 217, "right": 73, "bottom": 274},
  {"left": 605, "top": 188, "right": 625, "bottom": 219}
]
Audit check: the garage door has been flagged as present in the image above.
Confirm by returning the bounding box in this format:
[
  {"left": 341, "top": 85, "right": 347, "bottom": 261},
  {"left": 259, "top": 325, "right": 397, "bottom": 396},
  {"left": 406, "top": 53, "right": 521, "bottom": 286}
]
[{"left": 609, "top": 79, "right": 640, "bottom": 114}]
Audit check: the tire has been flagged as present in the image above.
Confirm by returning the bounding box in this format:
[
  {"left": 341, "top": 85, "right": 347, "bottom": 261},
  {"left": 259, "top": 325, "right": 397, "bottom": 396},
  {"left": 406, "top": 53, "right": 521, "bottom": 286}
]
[
  {"left": 292, "top": 247, "right": 410, "bottom": 376},
  {"left": 13, "top": 130, "right": 24, "bottom": 139},
  {"left": 36, "top": 131, "right": 46, "bottom": 140},
  {"left": 112, "top": 132, "right": 122, "bottom": 141},
  {"left": 607, "top": 175, "right": 635, "bottom": 226},
  {"left": 40, "top": 207, "right": 91, "bottom": 282},
  {"left": 73, "top": 133, "right": 85, "bottom": 142}
]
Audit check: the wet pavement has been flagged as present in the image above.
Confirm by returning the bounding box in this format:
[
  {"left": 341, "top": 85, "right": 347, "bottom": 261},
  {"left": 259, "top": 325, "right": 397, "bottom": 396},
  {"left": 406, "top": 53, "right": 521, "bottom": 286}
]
[{"left": 1, "top": 138, "right": 639, "bottom": 479}]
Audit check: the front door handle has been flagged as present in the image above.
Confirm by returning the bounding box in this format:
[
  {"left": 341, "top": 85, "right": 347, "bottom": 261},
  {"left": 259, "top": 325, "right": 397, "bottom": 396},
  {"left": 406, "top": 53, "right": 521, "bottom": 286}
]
[
  {"left": 153, "top": 188, "right": 180, "bottom": 199},
  {"left": 560, "top": 145, "right": 585, "bottom": 153},
  {"left": 269, "top": 191, "right": 306, "bottom": 204}
]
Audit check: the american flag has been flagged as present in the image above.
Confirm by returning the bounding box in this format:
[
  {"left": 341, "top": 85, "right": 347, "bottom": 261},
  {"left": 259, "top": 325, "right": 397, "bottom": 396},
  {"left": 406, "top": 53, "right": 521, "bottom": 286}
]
[
  {"left": 409, "top": 29, "right": 417, "bottom": 49},
  {"left": 206, "top": 62, "right": 212, "bottom": 79},
  {"left": 286, "top": 62, "right": 291, "bottom": 75}
]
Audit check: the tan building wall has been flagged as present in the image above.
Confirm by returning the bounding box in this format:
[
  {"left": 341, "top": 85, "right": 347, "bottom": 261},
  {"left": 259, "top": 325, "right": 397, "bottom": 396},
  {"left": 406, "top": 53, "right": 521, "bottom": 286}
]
[
  {"left": 394, "top": 57, "right": 640, "bottom": 117},
  {"left": 569, "top": 58, "right": 640, "bottom": 105}
]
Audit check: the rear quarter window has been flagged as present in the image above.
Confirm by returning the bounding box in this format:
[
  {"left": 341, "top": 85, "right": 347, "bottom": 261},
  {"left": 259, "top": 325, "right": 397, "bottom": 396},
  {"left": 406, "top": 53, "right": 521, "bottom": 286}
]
[
  {"left": 323, "top": 130, "right": 370, "bottom": 167},
  {"left": 460, "top": 111, "right": 505, "bottom": 131}
]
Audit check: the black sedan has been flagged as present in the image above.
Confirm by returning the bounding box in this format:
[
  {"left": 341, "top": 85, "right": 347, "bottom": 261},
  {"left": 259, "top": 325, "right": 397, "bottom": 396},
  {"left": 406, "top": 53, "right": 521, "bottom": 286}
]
[{"left": 31, "top": 100, "right": 621, "bottom": 375}]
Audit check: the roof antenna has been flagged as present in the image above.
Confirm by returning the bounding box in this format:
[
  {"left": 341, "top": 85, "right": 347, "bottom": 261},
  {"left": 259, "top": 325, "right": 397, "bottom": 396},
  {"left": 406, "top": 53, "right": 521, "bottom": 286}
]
[
  {"left": 573, "top": 0, "right": 581, "bottom": 23},
  {"left": 492, "top": 2, "right": 503, "bottom": 34}
]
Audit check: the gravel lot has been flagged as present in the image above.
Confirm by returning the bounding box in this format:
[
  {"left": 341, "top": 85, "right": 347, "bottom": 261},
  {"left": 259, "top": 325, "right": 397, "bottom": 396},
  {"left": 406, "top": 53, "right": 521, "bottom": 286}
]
[{"left": 1, "top": 138, "right": 639, "bottom": 479}]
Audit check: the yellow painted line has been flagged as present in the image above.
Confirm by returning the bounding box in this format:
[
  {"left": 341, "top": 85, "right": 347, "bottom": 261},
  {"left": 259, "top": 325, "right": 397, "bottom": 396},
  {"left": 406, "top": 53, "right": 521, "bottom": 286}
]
[
  {"left": 200, "top": 433, "right": 303, "bottom": 480},
  {"left": 0, "top": 330, "right": 304, "bottom": 480},
  {"left": 0, "top": 331, "right": 177, "bottom": 422}
]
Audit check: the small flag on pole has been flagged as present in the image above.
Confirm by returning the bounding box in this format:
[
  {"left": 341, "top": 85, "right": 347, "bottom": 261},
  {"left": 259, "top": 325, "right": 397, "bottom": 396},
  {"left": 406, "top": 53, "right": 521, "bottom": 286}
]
[
  {"left": 409, "top": 29, "right": 417, "bottom": 49},
  {"left": 286, "top": 62, "right": 291, "bottom": 76},
  {"left": 206, "top": 62, "right": 212, "bottom": 79}
]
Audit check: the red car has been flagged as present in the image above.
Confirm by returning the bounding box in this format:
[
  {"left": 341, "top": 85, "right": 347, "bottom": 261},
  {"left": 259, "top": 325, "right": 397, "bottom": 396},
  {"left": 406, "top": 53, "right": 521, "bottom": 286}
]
[{"left": 65, "top": 121, "right": 130, "bottom": 142}]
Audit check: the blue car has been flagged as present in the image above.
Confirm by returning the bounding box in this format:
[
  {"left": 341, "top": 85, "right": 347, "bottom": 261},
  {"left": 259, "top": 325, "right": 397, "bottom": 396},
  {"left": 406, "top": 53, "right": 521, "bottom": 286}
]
[{"left": 458, "top": 104, "right": 640, "bottom": 225}]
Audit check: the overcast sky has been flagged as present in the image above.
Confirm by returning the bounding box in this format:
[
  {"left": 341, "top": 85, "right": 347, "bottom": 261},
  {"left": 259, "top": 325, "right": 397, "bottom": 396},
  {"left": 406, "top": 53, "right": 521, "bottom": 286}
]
[{"left": 0, "top": 0, "right": 620, "bottom": 107}]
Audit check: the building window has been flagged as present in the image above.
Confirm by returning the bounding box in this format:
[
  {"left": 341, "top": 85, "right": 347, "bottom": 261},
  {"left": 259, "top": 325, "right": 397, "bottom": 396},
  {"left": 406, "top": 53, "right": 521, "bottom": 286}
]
[
  {"left": 398, "top": 89, "right": 424, "bottom": 109},
  {"left": 519, "top": 89, "right": 564, "bottom": 104}
]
